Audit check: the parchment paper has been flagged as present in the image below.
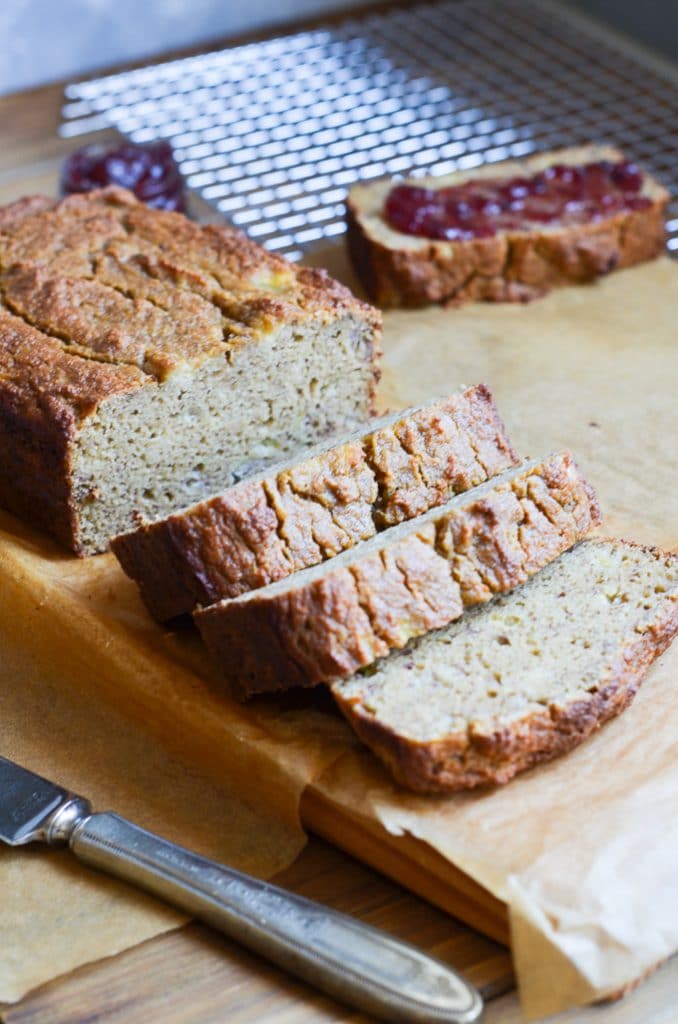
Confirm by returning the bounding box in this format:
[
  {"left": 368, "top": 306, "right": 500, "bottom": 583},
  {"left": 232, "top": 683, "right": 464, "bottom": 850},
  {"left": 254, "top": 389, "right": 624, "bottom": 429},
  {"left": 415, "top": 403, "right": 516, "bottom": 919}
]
[
  {"left": 1, "top": 254, "right": 677, "bottom": 1017},
  {"left": 0, "top": 517, "right": 354, "bottom": 1002}
]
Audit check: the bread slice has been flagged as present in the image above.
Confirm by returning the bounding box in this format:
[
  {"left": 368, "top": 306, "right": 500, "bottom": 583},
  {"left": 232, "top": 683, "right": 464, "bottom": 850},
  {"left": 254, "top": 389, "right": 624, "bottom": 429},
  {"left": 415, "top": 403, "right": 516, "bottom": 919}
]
[
  {"left": 332, "top": 539, "right": 678, "bottom": 793},
  {"left": 111, "top": 385, "right": 518, "bottom": 621},
  {"left": 0, "top": 187, "right": 381, "bottom": 555},
  {"left": 346, "top": 145, "right": 669, "bottom": 308},
  {"left": 195, "top": 451, "right": 600, "bottom": 698}
]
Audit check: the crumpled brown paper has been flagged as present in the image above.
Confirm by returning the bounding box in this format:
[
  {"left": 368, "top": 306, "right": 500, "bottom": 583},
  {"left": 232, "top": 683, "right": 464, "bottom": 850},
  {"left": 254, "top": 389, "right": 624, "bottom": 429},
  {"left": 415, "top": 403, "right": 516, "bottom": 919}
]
[
  {"left": 312, "top": 642, "right": 678, "bottom": 1018},
  {"left": 366, "top": 254, "right": 678, "bottom": 1018},
  {"left": 1, "top": 254, "right": 677, "bottom": 1018}
]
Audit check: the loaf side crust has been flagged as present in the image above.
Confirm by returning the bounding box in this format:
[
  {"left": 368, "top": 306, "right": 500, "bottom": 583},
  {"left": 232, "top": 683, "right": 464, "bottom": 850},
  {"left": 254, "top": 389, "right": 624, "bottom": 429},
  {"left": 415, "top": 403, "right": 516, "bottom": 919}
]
[
  {"left": 195, "top": 451, "right": 600, "bottom": 698},
  {"left": 346, "top": 145, "right": 669, "bottom": 307},
  {"left": 333, "top": 542, "right": 678, "bottom": 792},
  {"left": 0, "top": 187, "right": 381, "bottom": 554},
  {"left": 111, "top": 384, "right": 518, "bottom": 621}
]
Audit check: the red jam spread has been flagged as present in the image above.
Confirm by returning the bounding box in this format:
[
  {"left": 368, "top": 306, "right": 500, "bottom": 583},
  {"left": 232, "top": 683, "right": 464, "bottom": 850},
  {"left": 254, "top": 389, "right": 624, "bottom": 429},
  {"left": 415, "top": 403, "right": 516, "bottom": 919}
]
[
  {"left": 384, "top": 160, "right": 650, "bottom": 241},
  {"left": 61, "top": 141, "right": 185, "bottom": 212}
]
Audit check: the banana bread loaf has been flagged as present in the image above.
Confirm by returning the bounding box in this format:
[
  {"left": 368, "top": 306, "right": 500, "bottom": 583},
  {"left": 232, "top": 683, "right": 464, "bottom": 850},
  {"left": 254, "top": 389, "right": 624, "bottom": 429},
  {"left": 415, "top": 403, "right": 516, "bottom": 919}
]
[
  {"left": 332, "top": 539, "right": 678, "bottom": 792},
  {"left": 195, "top": 451, "right": 600, "bottom": 698},
  {"left": 346, "top": 145, "right": 668, "bottom": 307},
  {"left": 0, "top": 188, "right": 381, "bottom": 554},
  {"left": 111, "top": 385, "right": 518, "bottom": 621}
]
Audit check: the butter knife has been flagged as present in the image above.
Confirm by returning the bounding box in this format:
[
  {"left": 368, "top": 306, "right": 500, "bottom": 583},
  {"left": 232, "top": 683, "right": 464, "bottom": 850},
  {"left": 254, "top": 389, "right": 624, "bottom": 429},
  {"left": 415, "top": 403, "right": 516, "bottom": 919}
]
[{"left": 0, "top": 755, "right": 483, "bottom": 1023}]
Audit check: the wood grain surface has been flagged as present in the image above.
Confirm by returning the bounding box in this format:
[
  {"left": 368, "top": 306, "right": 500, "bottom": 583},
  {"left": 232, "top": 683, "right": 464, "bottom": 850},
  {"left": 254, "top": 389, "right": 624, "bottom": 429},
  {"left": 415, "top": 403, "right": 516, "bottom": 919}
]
[
  {"left": 0, "top": 55, "right": 676, "bottom": 1024},
  {"left": 1, "top": 839, "right": 512, "bottom": 1024}
]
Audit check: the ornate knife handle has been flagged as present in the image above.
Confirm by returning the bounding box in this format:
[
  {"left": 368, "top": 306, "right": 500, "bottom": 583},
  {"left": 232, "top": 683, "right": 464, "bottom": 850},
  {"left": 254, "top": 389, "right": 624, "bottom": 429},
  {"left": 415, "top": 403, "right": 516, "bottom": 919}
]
[{"left": 49, "top": 806, "right": 482, "bottom": 1023}]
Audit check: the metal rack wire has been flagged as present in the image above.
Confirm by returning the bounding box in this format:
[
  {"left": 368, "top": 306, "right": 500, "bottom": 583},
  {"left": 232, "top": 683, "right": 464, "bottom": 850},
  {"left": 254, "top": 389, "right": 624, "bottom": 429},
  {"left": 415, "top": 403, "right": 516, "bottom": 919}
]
[{"left": 61, "top": 0, "right": 678, "bottom": 260}]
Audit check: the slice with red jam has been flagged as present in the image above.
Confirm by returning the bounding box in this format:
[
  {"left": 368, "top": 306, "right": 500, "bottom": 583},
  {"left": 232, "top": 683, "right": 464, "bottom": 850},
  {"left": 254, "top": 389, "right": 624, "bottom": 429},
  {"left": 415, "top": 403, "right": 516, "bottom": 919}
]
[
  {"left": 346, "top": 146, "right": 669, "bottom": 307},
  {"left": 384, "top": 159, "right": 652, "bottom": 241}
]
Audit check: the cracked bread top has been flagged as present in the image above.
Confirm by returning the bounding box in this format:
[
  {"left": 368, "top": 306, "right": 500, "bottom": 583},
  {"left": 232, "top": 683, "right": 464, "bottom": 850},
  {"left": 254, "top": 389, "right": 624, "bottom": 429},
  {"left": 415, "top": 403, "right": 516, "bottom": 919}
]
[
  {"left": 0, "top": 187, "right": 381, "bottom": 411},
  {"left": 0, "top": 187, "right": 382, "bottom": 552}
]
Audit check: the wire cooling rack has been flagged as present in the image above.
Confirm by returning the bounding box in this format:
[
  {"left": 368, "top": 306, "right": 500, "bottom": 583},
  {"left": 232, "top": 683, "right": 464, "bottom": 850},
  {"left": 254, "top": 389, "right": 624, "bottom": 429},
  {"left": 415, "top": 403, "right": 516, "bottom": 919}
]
[{"left": 61, "top": 0, "right": 678, "bottom": 260}]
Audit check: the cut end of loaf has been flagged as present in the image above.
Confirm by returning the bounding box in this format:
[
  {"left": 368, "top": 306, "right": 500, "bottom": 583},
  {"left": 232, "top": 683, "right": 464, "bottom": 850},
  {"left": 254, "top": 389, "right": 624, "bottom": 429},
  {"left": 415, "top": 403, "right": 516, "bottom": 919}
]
[
  {"left": 73, "top": 314, "right": 378, "bottom": 554},
  {"left": 332, "top": 539, "right": 678, "bottom": 793}
]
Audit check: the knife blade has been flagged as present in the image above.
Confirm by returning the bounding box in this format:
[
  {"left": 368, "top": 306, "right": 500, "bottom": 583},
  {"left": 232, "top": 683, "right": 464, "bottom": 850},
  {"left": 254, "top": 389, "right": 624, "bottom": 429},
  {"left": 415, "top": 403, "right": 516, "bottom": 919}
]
[{"left": 0, "top": 755, "right": 483, "bottom": 1023}]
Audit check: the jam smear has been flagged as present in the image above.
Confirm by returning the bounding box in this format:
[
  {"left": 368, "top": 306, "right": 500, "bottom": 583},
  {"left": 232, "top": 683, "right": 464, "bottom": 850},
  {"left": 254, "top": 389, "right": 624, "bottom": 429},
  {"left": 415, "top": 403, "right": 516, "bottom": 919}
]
[
  {"left": 61, "top": 141, "right": 185, "bottom": 212},
  {"left": 384, "top": 160, "right": 651, "bottom": 241}
]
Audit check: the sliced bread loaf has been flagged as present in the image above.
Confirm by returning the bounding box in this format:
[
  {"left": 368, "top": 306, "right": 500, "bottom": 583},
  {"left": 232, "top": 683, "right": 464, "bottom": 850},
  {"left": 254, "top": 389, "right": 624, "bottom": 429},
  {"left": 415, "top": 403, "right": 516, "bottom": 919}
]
[
  {"left": 0, "top": 187, "right": 381, "bottom": 554},
  {"left": 346, "top": 145, "right": 668, "bottom": 308},
  {"left": 195, "top": 451, "right": 600, "bottom": 698},
  {"left": 332, "top": 539, "right": 678, "bottom": 792},
  {"left": 111, "top": 385, "right": 517, "bottom": 621}
]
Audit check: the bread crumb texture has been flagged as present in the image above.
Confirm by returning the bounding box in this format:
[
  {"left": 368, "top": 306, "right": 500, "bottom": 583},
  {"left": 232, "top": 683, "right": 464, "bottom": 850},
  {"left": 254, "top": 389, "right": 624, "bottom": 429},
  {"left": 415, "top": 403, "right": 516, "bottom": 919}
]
[{"left": 333, "top": 539, "right": 678, "bottom": 792}]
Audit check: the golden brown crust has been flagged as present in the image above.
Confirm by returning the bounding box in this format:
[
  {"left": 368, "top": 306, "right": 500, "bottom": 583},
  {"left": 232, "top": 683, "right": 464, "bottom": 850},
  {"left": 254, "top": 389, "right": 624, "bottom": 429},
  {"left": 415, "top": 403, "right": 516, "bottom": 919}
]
[
  {"left": 2, "top": 263, "right": 226, "bottom": 379},
  {"left": 0, "top": 194, "right": 56, "bottom": 231},
  {"left": 334, "top": 548, "right": 678, "bottom": 793},
  {"left": 0, "top": 187, "right": 381, "bottom": 554},
  {"left": 113, "top": 443, "right": 377, "bottom": 622},
  {"left": 0, "top": 189, "right": 129, "bottom": 278},
  {"left": 195, "top": 452, "right": 600, "bottom": 698},
  {"left": 366, "top": 383, "right": 518, "bottom": 526},
  {"left": 346, "top": 151, "right": 669, "bottom": 308},
  {"left": 111, "top": 385, "right": 518, "bottom": 621},
  {"left": 0, "top": 307, "right": 146, "bottom": 549}
]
